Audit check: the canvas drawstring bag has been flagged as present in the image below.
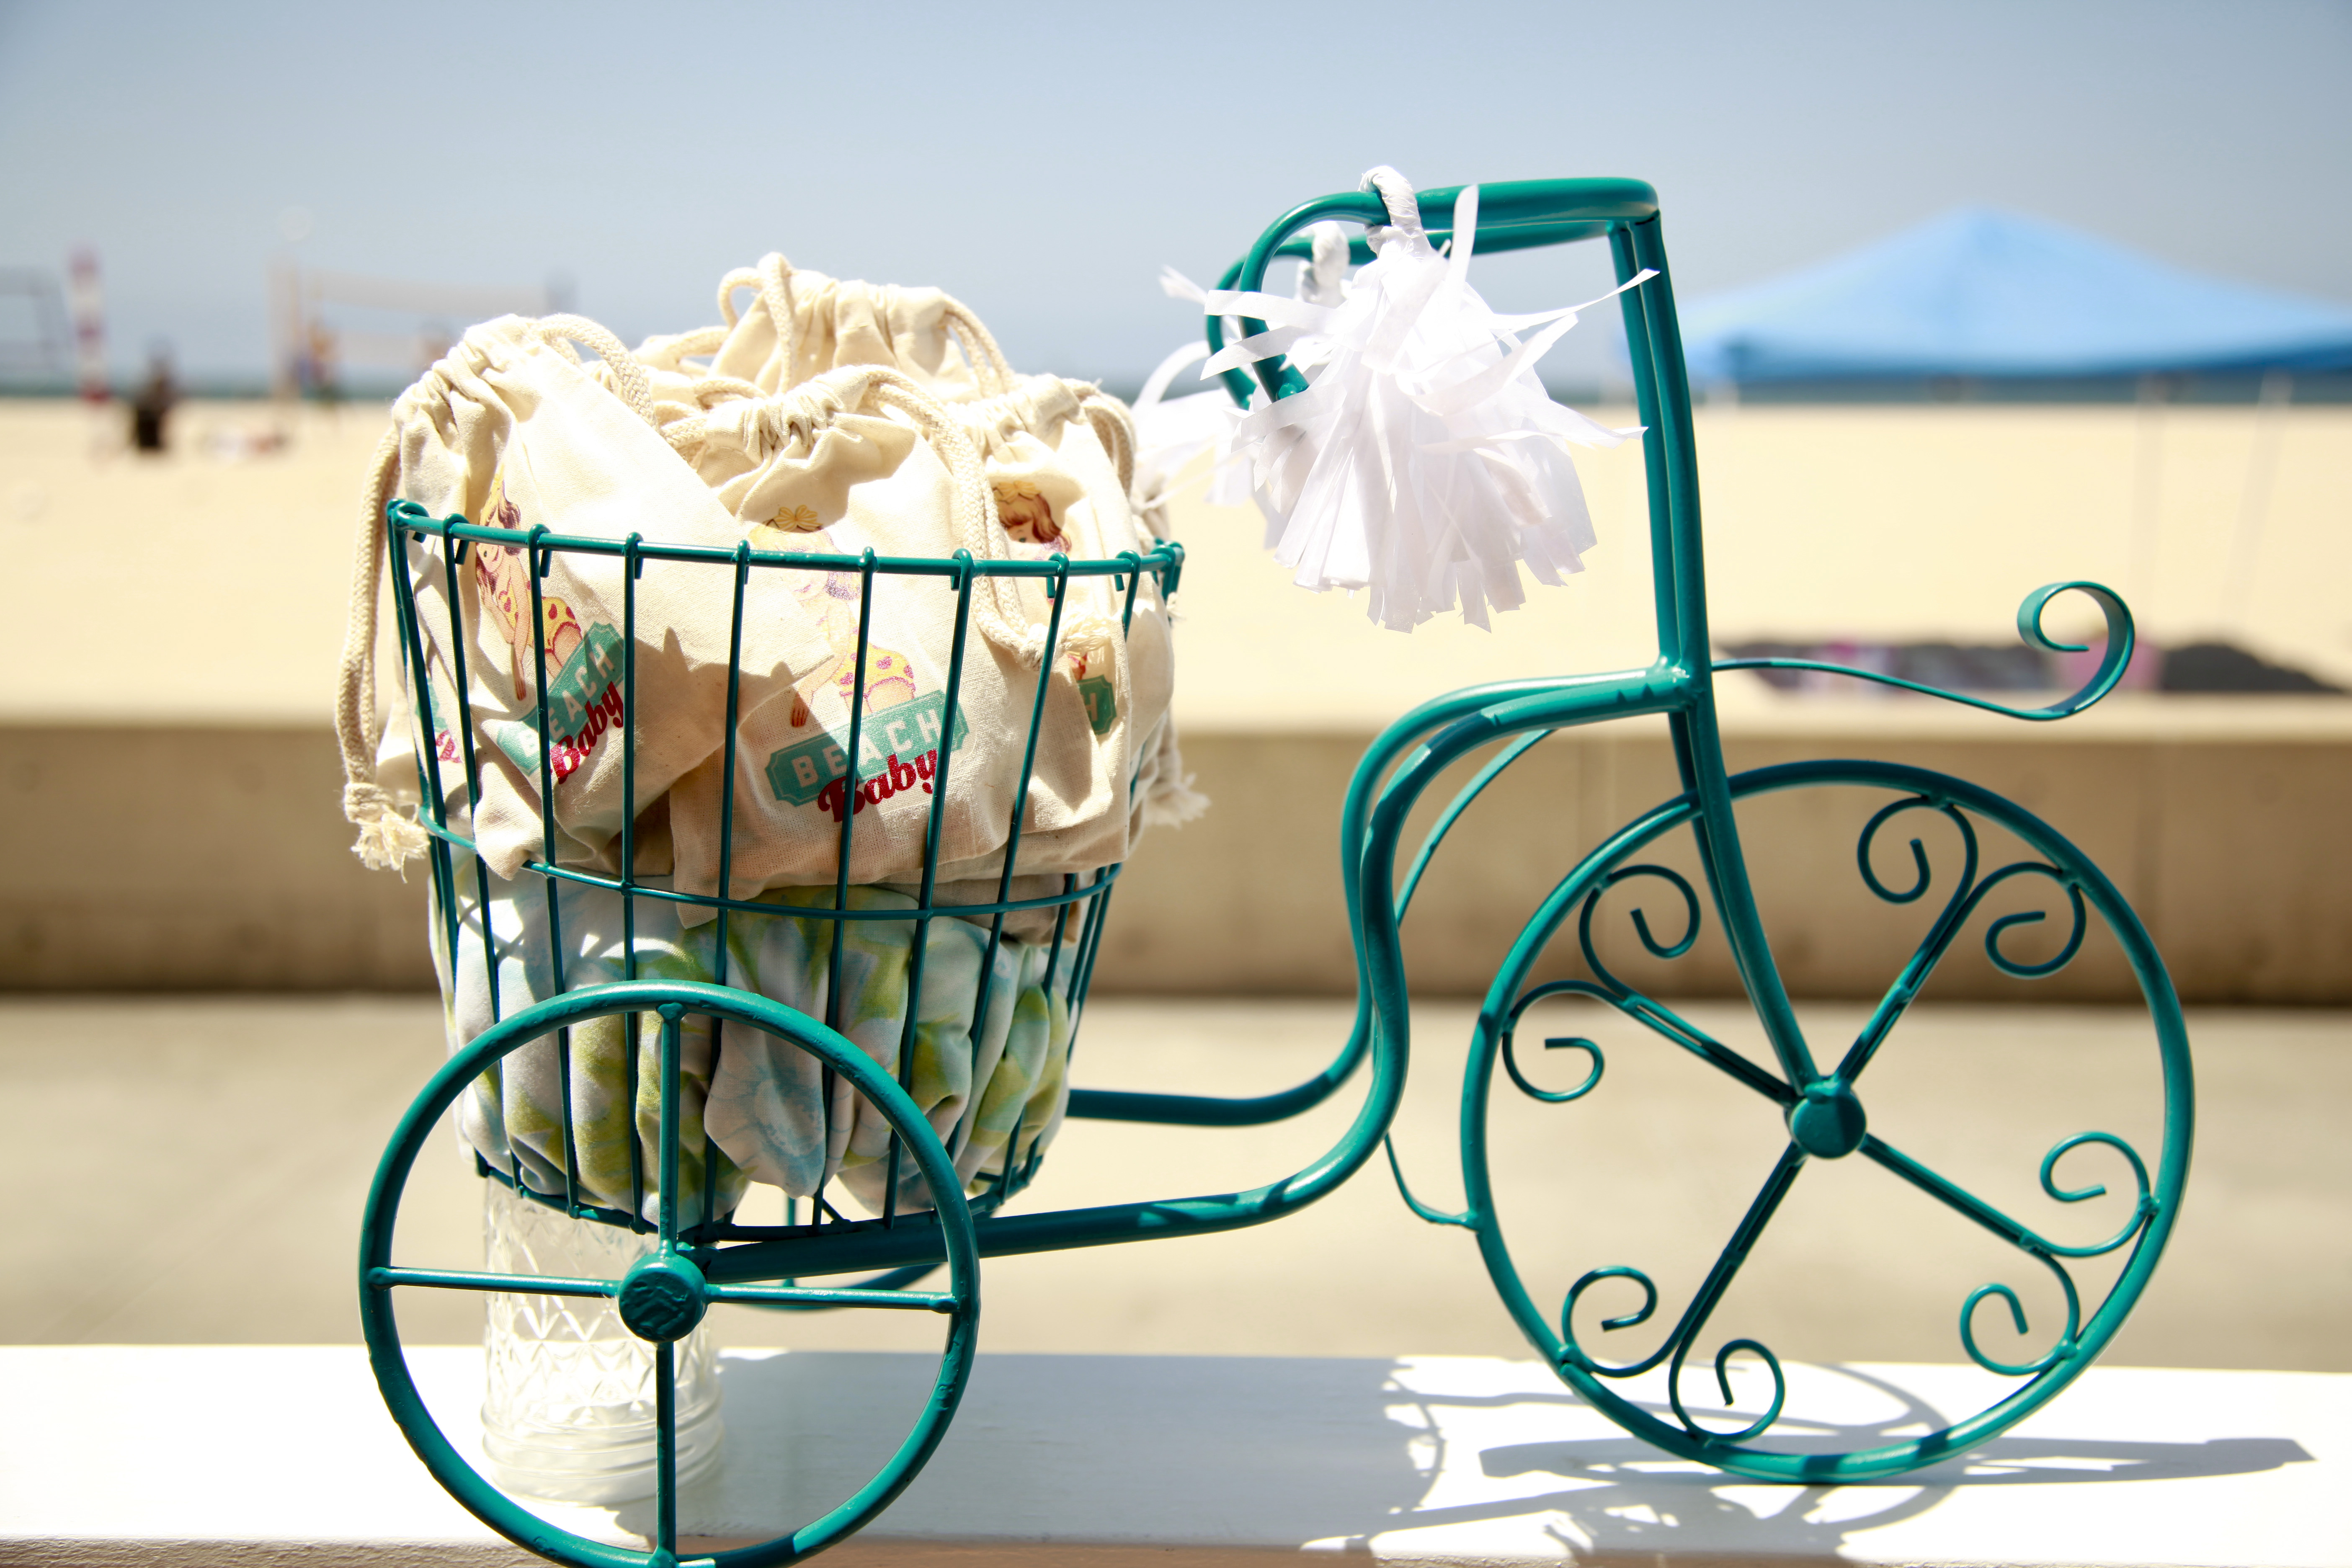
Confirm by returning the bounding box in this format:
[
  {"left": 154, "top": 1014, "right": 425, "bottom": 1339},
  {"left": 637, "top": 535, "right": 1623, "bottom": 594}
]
[
  {"left": 339, "top": 309, "right": 1121, "bottom": 879},
  {"left": 336, "top": 312, "right": 840, "bottom": 882}
]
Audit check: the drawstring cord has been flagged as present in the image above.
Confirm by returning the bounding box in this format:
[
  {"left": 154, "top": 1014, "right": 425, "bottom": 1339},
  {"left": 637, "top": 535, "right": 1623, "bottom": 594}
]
[{"left": 335, "top": 422, "right": 428, "bottom": 872}]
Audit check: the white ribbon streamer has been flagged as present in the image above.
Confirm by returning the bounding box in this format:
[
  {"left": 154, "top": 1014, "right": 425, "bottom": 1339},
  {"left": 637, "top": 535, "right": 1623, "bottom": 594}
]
[
  {"left": 1130, "top": 335, "right": 1254, "bottom": 520},
  {"left": 1204, "top": 167, "right": 1650, "bottom": 631},
  {"left": 1134, "top": 226, "right": 1358, "bottom": 537},
  {"left": 1199, "top": 325, "right": 1309, "bottom": 378}
]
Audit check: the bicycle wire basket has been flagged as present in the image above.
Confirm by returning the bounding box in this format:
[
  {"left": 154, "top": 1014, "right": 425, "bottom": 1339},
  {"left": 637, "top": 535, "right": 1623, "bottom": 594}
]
[{"left": 380, "top": 496, "right": 1184, "bottom": 1240}]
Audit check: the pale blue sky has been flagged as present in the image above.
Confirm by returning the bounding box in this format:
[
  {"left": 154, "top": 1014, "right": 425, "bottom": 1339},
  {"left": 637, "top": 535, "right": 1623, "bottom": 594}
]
[{"left": 3, "top": 0, "right": 2346, "bottom": 386}]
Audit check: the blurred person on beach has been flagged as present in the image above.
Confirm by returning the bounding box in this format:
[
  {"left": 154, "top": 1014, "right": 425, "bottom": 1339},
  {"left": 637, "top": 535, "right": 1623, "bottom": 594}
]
[
  {"left": 129, "top": 343, "right": 175, "bottom": 454},
  {"left": 304, "top": 320, "right": 340, "bottom": 407}
]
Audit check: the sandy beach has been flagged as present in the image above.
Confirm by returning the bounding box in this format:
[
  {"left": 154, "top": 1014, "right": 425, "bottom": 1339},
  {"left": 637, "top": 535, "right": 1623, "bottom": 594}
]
[{"left": 3, "top": 397, "right": 2345, "bottom": 726}]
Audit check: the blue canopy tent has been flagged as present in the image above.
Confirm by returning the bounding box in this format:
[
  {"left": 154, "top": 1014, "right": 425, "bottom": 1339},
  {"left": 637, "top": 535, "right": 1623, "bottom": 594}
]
[
  {"left": 1664, "top": 208, "right": 2350, "bottom": 690},
  {"left": 1677, "top": 208, "right": 2352, "bottom": 384}
]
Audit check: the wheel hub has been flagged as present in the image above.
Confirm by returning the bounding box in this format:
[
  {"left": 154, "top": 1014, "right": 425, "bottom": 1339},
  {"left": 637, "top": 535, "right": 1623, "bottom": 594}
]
[
  {"left": 1787, "top": 1080, "right": 1867, "bottom": 1159},
  {"left": 617, "top": 1252, "right": 709, "bottom": 1343}
]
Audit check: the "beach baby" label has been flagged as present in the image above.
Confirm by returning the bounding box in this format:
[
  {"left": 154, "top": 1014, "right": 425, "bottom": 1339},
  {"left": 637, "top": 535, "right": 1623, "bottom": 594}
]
[
  {"left": 764, "top": 689, "right": 969, "bottom": 823},
  {"left": 490, "top": 622, "right": 627, "bottom": 785}
]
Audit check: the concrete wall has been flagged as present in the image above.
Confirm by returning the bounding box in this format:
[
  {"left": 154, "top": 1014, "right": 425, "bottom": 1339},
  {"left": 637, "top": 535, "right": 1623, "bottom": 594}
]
[
  {"left": 3, "top": 727, "right": 429, "bottom": 990},
  {"left": 1090, "top": 718, "right": 2352, "bottom": 1004},
  {"left": 5, "top": 707, "right": 2345, "bottom": 1002}
]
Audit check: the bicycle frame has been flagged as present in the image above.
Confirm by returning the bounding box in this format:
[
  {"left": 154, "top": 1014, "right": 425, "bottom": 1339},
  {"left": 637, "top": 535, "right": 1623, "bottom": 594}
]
[
  {"left": 646, "top": 178, "right": 2145, "bottom": 1290},
  {"left": 366, "top": 182, "right": 2191, "bottom": 1529},
  {"left": 376, "top": 173, "right": 2158, "bottom": 1286}
]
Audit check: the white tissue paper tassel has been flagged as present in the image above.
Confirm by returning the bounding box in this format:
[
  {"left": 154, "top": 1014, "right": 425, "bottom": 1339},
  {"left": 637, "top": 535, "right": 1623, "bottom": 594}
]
[{"left": 1204, "top": 166, "right": 1653, "bottom": 632}]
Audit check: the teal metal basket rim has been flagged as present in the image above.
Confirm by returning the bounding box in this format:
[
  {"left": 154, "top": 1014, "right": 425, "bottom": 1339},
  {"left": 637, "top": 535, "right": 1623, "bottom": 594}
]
[
  {"left": 387, "top": 498, "right": 1186, "bottom": 585},
  {"left": 422, "top": 833, "right": 1126, "bottom": 923}
]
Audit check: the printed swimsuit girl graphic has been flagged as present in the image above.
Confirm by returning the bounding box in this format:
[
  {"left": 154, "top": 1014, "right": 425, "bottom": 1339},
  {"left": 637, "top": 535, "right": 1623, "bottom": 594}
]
[
  {"left": 992, "top": 478, "right": 1062, "bottom": 554},
  {"left": 787, "top": 566, "right": 919, "bottom": 729},
  {"left": 473, "top": 470, "right": 584, "bottom": 701}
]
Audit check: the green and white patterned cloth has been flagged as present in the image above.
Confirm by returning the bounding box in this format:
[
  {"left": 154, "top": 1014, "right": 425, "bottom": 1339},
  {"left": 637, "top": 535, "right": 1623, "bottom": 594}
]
[{"left": 433, "top": 862, "right": 1076, "bottom": 1220}]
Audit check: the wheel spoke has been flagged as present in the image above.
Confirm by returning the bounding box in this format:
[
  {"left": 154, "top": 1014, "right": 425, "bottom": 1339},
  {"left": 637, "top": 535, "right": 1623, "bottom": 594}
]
[
  {"left": 1833, "top": 928, "right": 1964, "bottom": 1087},
  {"left": 706, "top": 1282, "right": 959, "bottom": 1313},
  {"left": 1670, "top": 1140, "right": 1808, "bottom": 1360},
  {"left": 1510, "top": 979, "right": 1792, "bottom": 1107},
  {"left": 655, "top": 1338, "right": 677, "bottom": 1560},
  {"left": 1834, "top": 798, "right": 1979, "bottom": 1086},
  {"left": 1617, "top": 991, "right": 1795, "bottom": 1106},
  {"left": 1562, "top": 1141, "right": 1808, "bottom": 1382},
  {"left": 657, "top": 1004, "right": 685, "bottom": 1247},
  {"left": 1838, "top": 860, "right": 2081, "bottom": 1088},
  {"left": 1860, "top": 1134, "right": 2060, "bottom": 1256},
  {"left": 366, "top": 1264, "right": 614, "bottom": 1300},
  {"left": 1865, "top": 1130, "right": 2156, "bottom": 1261}
]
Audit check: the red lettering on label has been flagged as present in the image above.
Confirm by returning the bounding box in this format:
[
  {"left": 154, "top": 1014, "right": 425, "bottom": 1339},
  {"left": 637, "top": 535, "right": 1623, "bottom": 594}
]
[
  {"left": 544, "top": 683, "right": 625, "bottom": 788},
  {"left": 812, "top": 746, "right": 951, "bottom": 821}
]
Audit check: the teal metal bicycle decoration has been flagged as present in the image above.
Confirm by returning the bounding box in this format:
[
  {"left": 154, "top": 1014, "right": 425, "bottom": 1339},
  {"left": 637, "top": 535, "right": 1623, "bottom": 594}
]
[{"left": 361, "top": 176, "right": 2190, "bottom": 1563}]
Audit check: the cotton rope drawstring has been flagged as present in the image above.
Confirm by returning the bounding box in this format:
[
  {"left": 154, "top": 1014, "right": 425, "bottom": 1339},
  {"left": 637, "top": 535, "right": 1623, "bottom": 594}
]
[
  {"left": 655, "top": 363, "right": 1047, "bottom": 665},
  {"left": 335, "top": 422, "right": 428, "bottom": 872},
  {"left": 757, "top": 254, "right": 801, "bottom": 384},
  {"left": 693, "top": 376, "right": 765, "bottom": 405},
  {"left": 717, "top": 256, "right": 1017, "bottom": 401},
  {"left": 937, "top": 374, "right": 1141, "bottom": 663},
  {"left": 1079, "top": 393, "right": 1138, "bottom": 501},
  {"left": 937, "top": 299, "right": 1016, "bottom": 398},
  {"left": 651, "top": 376, "right": 766, "bottom": 430},
  {"left": 532, "top": 315, "right": 660, "bottom": 426},
  {"left": 717, "top": 268, "right": 760, "bottom": 328}
]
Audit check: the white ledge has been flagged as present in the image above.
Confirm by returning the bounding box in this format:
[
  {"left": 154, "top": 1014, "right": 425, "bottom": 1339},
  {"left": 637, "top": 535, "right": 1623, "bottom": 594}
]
[{"left": 3, "top": 1346, "right": 2346, "bottom": 1566}]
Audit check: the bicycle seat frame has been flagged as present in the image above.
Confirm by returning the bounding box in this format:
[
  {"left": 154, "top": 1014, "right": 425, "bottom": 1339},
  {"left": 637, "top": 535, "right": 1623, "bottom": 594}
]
[{"left": 689, "top": 178, "right": 2156, "bottom": 1285}]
